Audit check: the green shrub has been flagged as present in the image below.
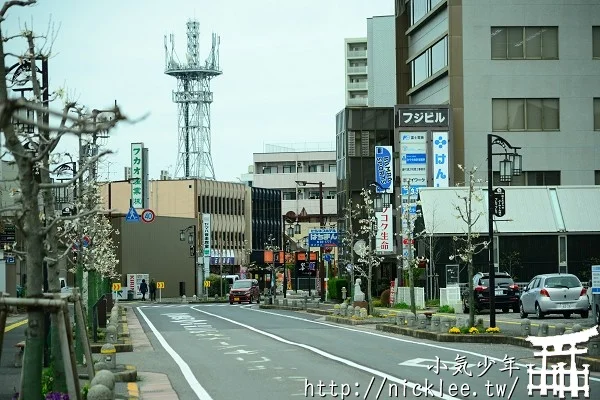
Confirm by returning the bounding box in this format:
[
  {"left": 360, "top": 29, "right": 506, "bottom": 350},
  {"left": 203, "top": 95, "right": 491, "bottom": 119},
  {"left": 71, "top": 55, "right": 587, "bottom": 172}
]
[
  {"left": 82, "top": 383, "right": 90, "bottom": 400},
  {"left": 438, "top": 305, "right": 455, "bottom": 313},
  {"left": 41, "top": 366, "right": 53, "bottom": 396},
  {"left": 379, "top": 289, "right": 391, "bottom": 307},
  {"left": 393, "top": 302, "right": 411, "bottom": 310},
  {"left": 206, "top": 274, "right": 228, "bottom": 298},
  {"left": 328, "top": 278, "right": 349, "bottom": 301},
  {"left": 426, "top": 298, "right": 440, "bottom": 307},
  {"left": 372, "top": 299, "right": 383, "bottom": 308}
]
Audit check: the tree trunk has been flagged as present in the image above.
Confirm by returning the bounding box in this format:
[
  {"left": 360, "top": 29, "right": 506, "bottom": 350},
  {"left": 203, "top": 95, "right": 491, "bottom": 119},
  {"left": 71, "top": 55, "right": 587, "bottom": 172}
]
[
  {"left": 467, "top": 178, "right": 476, "bottom": 328},
  {"left": 367, "top": 264, "right": 373, "bottom": 315},
  {"left": 409, "top": 266, "right": 416, "bottom": 315}
]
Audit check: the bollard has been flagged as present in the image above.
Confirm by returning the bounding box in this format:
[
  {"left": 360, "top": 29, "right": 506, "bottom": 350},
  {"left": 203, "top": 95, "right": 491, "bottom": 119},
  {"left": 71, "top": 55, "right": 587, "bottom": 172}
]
[
  {"left": 406, "top": 314, "right": 416, "bottom": 328},
  {"left": 538, "top": 322, "right": 549, "bottom": 336},
  {"left": 283, "top": 299, "right": 288, "bottom": 306},
  {"left": 417, "top": 314, "right": 427, "bottom": 330},
  {"left": 292, "top": 300, "right": 298, "bottom": 307},
  {"left": 431, "top": 315, "right": 441, "bottom": 332},
  {"left": 333, "top": 305, "right": 340, "bottom": 315},
  {"left": 193, "top": 295, "right": 197, "bottom": 302},
  {"left": 182, "top": 295, "right": 188, "bottom": 304},
  {"left": 588, "top": 336, "right": 600, "bottom": 357},
  {"left": 354, "top": 306, "right": 361, "bottom": 317},
  {"left": 101, "top": 343, "right": 117, "bottom": 369},
  {"left": 572, "top": 323, "right": 582, "bottom": 333},
  {"left": 94, "top": 361, "right": 109, "bottom": 371},
  {"left": 341, "top": 287, "right": 347, "bottom": 301},
  {"left": 360, "top": 308, "right": 368, "bottom": 318},
  {"left": 554, "top": 323, "right": 566, "bottom": 335},
  {"left": 396, "top": 314, "right": 404, "bottom": 326},
  {"left": 91, "top": 369, "right": 115, "bottom": 392},
  {"left": 87, "top": 383, "right": 113, "bottom": 400},
  {"left": 520, "top": 319, "right": 531, "bottom": 336},
  {"left": 441, "top": 317, "right": 451, "bottom": 332},
  {"left": 340, "top": 303, "right": 348, "bottom": 316},
  {"left": 106, "top": 325, "right": 117, "bottom": 344}
]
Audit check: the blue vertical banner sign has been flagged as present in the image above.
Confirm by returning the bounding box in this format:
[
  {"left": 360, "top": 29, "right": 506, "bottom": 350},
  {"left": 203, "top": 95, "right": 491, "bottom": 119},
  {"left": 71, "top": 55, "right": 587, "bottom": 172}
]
[
  {"left": 374, "top": 146, "right": 393, "bottom": 193},
  {"left": 432, "top": 132, "right": 449, "bottom": 187}
]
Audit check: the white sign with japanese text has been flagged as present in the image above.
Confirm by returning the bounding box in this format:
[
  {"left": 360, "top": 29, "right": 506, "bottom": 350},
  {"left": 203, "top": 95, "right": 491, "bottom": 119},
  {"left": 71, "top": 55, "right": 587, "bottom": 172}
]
[
  {"left": 202, "top": 214, "right": 211, "bottom": 276},
  {"left": 375, "top": 206, "right": 393, "bottom": 253},
  {"left": 432, "top": 132, "right": 449, "bottom": 187},
  {"left": 130, "top": 143, "right": 144, "bottom": 208}
]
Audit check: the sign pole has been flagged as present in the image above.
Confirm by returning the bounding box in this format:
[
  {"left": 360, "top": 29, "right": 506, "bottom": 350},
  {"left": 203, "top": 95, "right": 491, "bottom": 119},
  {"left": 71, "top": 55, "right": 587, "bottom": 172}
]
[{"left": 159, "top": 288, "right": 162, "bottom": 303}]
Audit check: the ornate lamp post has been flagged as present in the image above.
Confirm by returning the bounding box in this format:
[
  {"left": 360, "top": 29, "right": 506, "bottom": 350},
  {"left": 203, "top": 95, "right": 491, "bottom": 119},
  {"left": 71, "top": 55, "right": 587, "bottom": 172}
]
[{"left": 487, "top": 134, "right": 522, "bottom": 328}]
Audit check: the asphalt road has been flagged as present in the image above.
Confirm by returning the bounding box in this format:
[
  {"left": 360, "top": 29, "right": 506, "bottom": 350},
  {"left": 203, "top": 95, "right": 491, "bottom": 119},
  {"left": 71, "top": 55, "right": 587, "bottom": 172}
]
[
  {"left": 0, "top": 320, "right": 27, "bottom": 399},
  {"left": 135, "top": 303, "right": 600, "bottom": 400}
]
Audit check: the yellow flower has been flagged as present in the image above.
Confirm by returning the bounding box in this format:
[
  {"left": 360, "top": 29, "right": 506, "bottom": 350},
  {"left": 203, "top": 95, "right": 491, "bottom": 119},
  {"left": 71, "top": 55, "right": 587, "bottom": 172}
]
[
  {"left": 469, "top": 327, "right": 480, "bottom": 334},
  {"left": 449, "top": 327, "right": 461, "bottom": 334},
  {"left": 486, "top": 327, "right": 501, "bottom": 333}
]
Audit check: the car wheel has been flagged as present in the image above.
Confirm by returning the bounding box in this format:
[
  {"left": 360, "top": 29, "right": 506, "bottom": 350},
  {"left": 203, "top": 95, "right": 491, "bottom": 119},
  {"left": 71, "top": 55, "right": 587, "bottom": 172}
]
[
  {"left": 462, "top": 300, "right": 469, "bottom": 314},
  {"left": 563, "top": 312, "right": 571, "bottom": 319},
  {"left": 535, "top": 303, "right": 545, "bottom": 319},
  {"left": 519, "top": 302, "right": 528, "bottom": 318},
  {"left": 581, "top": 311, "right": 589, "bottom": 319},
  {"left": 502, "top": 308, "right": 509, "bottom": 313}
]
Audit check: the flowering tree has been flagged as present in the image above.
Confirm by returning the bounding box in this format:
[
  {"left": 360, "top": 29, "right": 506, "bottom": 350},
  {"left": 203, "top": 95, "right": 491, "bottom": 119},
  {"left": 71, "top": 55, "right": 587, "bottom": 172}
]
[
  {"left": 339, "top": 198, "right": 359, "bottom": 299},
  {"left": 353, "top": 188, "right": 383, "bottom": 315},
  {"left": 449, "top": 164, "right": 488, "bottom": 328}
]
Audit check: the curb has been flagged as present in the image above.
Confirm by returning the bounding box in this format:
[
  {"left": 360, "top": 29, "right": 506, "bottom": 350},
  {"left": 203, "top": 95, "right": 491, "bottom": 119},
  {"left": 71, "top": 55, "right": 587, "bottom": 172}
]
[
  {"left": 326, "top": 315, "right": 392, "bottom": 325},
  {"left": 90, "top": 340, "right": 133, "bottom": 353},
  {"left": 259, "top": 304, "right": 336, "bottom": 316},
  {"left": 375, "top": 324, "right": 600, "bottom": 372}
]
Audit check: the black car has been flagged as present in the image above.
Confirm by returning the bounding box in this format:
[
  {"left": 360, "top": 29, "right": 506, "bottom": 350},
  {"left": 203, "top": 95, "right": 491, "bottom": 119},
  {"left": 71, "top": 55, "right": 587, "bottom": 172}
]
[{"left": 462, "top": 272, "right": 520, "bottom": 313}]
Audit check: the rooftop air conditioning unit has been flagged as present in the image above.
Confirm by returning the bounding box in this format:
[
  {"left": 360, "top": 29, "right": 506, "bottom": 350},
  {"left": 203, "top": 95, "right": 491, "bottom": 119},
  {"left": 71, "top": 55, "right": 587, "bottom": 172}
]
[{"left": 160, "top": 170, "right": 169, "bottom": 180}]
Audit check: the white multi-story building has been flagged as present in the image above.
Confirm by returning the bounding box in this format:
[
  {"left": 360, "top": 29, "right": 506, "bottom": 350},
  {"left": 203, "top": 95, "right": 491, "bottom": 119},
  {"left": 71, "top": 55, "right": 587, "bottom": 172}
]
[
  {"left": 251, "top": 143, "right": 337, "bottom": 243},
  {"left": 345, "top": 15, "right": 396, "bottom": 108}
]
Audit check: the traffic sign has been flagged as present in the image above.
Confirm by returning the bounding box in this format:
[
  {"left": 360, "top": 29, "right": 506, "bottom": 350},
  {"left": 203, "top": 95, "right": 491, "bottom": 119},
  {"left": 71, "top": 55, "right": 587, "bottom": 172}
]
[
  {"left": 125, "top": 207, "right": 140, "bottom": 223},
  {"left": 82, "top": 235, "right": 91, "bottom": 248},
  {"left": 112, "top": 283, "right": 121, "bottom": 292},
  {"left": 493, "top": 187, "right": 506, "bottom": 217},
  {"left": 323, "top": 254, "right": 332, "bottom": 262},
  {"left": 402, "top": 238, "right": 414, "bottom": 245},
  {"left": 204, "top": 280, "right": 211, "bottom": 288},
  {"left": 141, "top": 209, "right": 155, "bottom": 223},
  {"left": 156, "top": 281, "right": 165, "bottom": 289}
]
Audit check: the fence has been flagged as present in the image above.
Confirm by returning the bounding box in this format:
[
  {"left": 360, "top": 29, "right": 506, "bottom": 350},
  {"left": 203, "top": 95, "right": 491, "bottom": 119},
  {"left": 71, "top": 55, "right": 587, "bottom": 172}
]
[{"left": 440, "top": 287, "right": 461, "bottom": 308}]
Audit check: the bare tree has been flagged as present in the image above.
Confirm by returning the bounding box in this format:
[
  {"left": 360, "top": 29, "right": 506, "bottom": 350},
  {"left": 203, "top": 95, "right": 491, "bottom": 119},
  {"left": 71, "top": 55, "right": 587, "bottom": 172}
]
[
  {"left": 449, "top": 164, "right": 488, "bottom": 328},
  {"left": 500, "top": 250, "right": 521, "bottom": 280},
  {"left": 339, "top": 197, "right": 359, "bottom": 300},
  {"left": 0, "top": 2, "right": 126, "bottom": 396}
]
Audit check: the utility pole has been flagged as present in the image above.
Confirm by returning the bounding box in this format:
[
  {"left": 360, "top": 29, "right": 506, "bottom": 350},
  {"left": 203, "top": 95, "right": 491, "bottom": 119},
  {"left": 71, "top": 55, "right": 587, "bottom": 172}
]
[{"left": 219, "top": 232, "right": 224, "bottom": 298}]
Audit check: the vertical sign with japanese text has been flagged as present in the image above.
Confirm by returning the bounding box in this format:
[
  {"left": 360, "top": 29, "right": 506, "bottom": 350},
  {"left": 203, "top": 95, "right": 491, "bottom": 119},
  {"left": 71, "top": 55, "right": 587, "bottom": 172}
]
[
  {"left": 374, "top": 146, "right": 393, "bottom": 193},
  {"left": 375, "top": 205, "right": 393, "bottom": 253},
  {"left": 202, "top": 214, "right": 211, "bottom": 276},
  {"left": 432, "top": 132, "right": 449, "bottom": 187},
  {"left": 130, "top": 143, "right": 144, "bottom": 207}
]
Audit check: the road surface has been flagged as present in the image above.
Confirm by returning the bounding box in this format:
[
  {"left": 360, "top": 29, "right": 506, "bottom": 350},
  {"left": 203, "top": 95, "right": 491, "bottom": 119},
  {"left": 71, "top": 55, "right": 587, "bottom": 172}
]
[{"left": 135, "top": 303, "right": 600, "bottom": 399}]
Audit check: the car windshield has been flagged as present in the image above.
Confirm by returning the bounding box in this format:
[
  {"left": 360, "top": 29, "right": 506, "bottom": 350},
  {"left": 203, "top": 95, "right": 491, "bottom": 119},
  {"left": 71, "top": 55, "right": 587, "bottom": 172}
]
[
  {"left": 545, "top": 276, "right": 581, "bottom": 289},
  {"left": 479, "top": 277, "right": 513, "bottom": 287},
  {"left": 232, "top": 281, "right": 252, "bottom": 289}
]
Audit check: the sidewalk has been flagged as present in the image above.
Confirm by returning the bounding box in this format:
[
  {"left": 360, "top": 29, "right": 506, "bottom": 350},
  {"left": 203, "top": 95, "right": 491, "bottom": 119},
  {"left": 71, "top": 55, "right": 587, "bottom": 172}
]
[{"left": 119, "top": 306, "right": 180, "bottom": 399}]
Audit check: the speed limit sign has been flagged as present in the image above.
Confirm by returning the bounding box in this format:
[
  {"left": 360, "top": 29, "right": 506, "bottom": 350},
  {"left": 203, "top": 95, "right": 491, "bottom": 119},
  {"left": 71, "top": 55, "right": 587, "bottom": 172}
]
[{"left": 141, "top": 209, "right": 155, "bottom": 223}]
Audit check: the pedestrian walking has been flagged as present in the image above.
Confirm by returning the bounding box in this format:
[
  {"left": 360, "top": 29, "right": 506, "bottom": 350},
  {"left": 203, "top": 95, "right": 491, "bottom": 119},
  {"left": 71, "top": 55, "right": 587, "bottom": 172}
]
[
  {"left": 139, "top": 279, "right": 148, "bottom": 301},
  {"left": 149, "top": 279, "right": 157, "bottom": 301}
]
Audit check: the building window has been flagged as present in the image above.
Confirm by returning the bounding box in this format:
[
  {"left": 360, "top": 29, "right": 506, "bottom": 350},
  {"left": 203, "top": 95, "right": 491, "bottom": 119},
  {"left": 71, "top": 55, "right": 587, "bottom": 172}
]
[
  {"left": 411, "top": 36, "right": 448, "bottom": 87},
  {"left": 328, "top": 164, "right": 336, "bottom": 173},
  {"left": 492, "top": 98, "right": 560, "bottom": 131},
  {"left": 282, "top": 191, "right": 296, "bottom": 200},
  {"left": 308, "top": 191, "right": 321, "bottom": 199},
  {"left": 594, "top": 98, "right": 600, "bottom": 130},
  {"left": 409, "top": 0, "right": 443, "bottom": 26},
  {"left": 262, "top": 166, "right": 275, "bottom": 174},
  {"left": 594, "top": 26, "right": 600, "bottom": 58},
  {"left": 282, "top": 164, "right": 296, "bottom": 173},
  {"left": 326, "top": 191, "right": 336, "bottom": 200},
  {"left": 493, "top": 171, "right": 561, "bottom": 186},
  {"left": 491, "top": 27, "right": 558, "bottom": 60}
]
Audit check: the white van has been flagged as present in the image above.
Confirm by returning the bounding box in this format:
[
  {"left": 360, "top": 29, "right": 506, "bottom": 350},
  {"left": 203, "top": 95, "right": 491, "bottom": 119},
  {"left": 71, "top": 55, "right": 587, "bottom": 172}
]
[{"left": 223, "top": 275, "right": 239, "bottom": 290}]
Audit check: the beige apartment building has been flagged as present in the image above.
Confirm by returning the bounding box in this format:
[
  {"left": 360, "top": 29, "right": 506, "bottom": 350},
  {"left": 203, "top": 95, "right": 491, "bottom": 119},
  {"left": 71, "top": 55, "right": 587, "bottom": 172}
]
[{"left": 99, "top": 179, "right": 253, "bottom": 296}]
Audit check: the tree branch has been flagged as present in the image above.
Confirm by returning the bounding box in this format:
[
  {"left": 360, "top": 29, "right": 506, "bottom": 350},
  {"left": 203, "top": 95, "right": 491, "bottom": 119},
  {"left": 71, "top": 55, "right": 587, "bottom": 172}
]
[
  {"left": 0, "top": 0, "right": 35, "bottom": 19},
  {"left": 39, "top": 150, "right": 111, "bottom": 188}
]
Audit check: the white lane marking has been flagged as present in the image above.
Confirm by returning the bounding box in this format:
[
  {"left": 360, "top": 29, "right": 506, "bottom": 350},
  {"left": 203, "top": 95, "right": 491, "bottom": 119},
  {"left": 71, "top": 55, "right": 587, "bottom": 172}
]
[
  {"left": 245, "top": 307, "right": 600, "bottom": 383},
  {"left": 136, "top": 307, "right": 214, "bottom": 400},
  {"left": 191, "top": 306, "right": 455, "bottom": 400}
]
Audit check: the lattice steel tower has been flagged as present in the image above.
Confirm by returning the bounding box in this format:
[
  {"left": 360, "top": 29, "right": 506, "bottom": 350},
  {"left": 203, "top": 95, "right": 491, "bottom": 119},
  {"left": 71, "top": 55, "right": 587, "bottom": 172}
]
[{"left": 164, "top": 20, "right": 222, "bottom": 179}]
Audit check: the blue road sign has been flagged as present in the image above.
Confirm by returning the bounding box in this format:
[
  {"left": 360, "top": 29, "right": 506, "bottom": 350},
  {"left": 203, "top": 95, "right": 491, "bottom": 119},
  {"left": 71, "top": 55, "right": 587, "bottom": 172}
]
[
  {"left": 308, "top": 229, "right": 338, "bottom": 247},
  {"left": 324, "top": 254, "right": 332, "bottom": 262},
  {"left": 125, "top": 207, "right": 140, "bottom": 223}
]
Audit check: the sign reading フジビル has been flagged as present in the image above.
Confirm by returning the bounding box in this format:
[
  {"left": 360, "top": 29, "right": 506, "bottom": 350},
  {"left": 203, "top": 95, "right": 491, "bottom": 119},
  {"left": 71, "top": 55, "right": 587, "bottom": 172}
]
[
  {"left": 397, "top": 108, "right": 449, "bottom": 128},
  {"left": 374, "top": 146, "right": 393, "bottom": 193},
  {"left": 130, "top": 143, "right": 144, "bottom": 207}
]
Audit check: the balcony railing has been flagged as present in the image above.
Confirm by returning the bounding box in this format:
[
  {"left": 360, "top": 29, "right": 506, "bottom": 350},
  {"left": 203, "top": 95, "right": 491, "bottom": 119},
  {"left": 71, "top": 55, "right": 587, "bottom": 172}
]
[
  {"left": 347, "top": 49, "right": 367, "bottom": 58},
  {"left": 347, "top": 81, "right": 367, "bottom": 90},
  {"left": 347, "top": 65, "right": 367, "bottom": 74},
  {"left": 347, "top": 97, "right": 368, "bottom": 106}
]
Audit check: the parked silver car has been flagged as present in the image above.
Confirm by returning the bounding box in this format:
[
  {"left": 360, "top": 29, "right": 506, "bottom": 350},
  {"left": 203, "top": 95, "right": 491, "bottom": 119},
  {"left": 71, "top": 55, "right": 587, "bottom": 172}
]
[{"left": 519, "top": 273, "right": 589, "bottom": 319}]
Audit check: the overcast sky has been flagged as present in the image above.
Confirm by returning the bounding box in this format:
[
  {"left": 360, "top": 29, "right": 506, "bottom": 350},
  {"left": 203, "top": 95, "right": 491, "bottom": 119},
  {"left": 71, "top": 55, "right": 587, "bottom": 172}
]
[{"left": 4, "top": 0, "right": 394, "bottom": 182}]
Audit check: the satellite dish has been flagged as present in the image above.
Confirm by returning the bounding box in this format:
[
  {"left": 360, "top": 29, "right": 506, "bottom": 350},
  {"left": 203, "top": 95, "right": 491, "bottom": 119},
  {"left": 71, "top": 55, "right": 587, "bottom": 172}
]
[{"left": 353, "top": 240, "right": 367, "bottom": 257}]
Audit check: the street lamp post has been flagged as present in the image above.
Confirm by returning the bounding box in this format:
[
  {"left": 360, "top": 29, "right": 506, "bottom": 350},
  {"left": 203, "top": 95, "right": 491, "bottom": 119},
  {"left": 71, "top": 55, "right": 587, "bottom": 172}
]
[
  {"left": 487, "top": 134, "right": 522, "bottom": 328},
  {"left": 180, "top": 225, "right": 198, "bottom": 296},
  {"left": 295, "top": 180, "right": 325, "bottom": 301}
]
